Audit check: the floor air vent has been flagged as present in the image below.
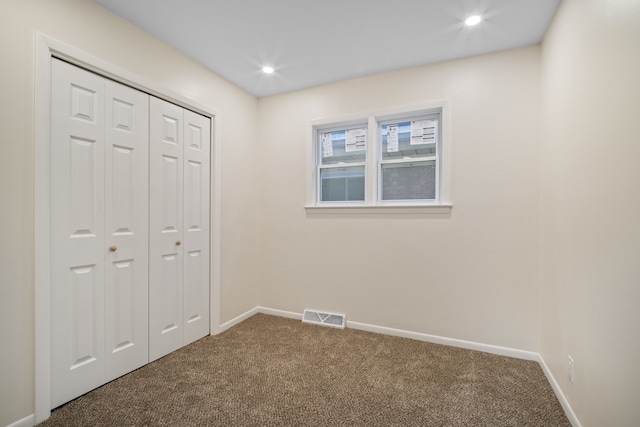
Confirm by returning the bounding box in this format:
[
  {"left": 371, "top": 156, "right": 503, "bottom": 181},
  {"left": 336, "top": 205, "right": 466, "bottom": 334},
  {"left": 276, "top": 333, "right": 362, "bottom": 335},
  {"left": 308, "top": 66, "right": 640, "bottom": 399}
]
[{"left": 302, "top": 310, "right": 346, "bottom": 329}]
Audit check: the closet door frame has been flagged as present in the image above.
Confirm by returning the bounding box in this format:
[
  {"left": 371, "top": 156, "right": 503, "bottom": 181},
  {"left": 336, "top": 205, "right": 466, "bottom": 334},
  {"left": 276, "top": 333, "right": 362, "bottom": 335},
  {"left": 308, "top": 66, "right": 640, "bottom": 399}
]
[{"left": 34, "top": 33, "right": 222, "bottom": 424}]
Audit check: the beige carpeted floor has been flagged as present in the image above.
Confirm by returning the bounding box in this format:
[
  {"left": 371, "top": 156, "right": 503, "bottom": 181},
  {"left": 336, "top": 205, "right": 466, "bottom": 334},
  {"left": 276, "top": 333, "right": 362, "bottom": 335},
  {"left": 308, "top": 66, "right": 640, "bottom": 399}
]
[{"left": 40, "top": 313, "right": 570, "bottom": 426}]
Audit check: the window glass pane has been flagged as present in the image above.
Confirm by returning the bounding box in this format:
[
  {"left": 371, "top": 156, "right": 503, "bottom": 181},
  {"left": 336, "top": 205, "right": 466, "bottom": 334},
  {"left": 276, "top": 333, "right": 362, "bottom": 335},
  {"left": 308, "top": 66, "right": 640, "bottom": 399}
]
[
  {"left": 320, "top": 166, "right": 365, "bottom": 202},
  {"left": 320, "top": 128, "right": 367, "bottom": 165},
  {"left": 381, "top": 160, "right": 436, "bottom": 200},
  {"left": 381, "top": 121, "right": 436, "bottom": 160}
]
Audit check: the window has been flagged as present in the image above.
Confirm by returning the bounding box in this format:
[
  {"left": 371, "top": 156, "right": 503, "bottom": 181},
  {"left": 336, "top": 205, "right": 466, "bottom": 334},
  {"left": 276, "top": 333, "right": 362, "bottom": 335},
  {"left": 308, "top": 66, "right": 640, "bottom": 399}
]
[
  {"left": 379, "top": 113, "right": 440, "bottom": 201},
  {"left": 307, "top": 102, "right": 450, "bottom": 212},
  {"left": 317, "top": 124, "right": 367, "bottom": 203}
]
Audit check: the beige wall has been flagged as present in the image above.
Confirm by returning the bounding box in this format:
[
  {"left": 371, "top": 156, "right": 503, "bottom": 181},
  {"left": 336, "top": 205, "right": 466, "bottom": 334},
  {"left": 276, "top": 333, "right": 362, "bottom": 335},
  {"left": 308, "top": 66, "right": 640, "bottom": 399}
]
[
  {"left": 0, "top": 0, "right": 259, "bottom": 425},
  {"left": 257, "top": 47, "right": 541, "bottom": 351},
  {"left": 5, "top": 0, "right": 638, "bottom": 425},
  {"left": 540, "top": 0, "right": 640, "bottom": 425}
]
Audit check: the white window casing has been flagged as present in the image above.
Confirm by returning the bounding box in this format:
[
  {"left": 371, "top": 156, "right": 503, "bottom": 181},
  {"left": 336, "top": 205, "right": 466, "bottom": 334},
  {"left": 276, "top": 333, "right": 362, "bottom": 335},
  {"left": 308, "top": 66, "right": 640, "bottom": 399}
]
[{"left": 306, "top": 101, "right": 452, "bottom": 214}]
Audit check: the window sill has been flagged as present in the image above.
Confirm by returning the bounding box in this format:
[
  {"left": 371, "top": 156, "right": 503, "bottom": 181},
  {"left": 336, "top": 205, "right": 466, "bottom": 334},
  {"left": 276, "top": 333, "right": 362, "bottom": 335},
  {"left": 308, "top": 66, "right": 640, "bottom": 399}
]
[{"left": 304, "top": 203, "right": 452, "bottom": 215}]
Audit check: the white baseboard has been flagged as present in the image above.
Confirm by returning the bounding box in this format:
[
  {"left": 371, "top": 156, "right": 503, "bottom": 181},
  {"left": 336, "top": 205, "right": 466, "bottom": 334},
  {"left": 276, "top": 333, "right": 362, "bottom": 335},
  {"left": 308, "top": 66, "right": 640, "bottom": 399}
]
[
  {"left": 242, "top": 306, "right": 538, "bottom": 360},
  {"left": 218, "top": 306, "right": 302, "bottom": 333},
  {"left": 219, "top": 306, "right": 579, "bottom": 426},
  {"left": 256, "top": 306, "right": 303, "bottom": 320},
  {"left": 347, "top": 320, "right": 539, "bottom": 361},
  {"left": 6, "top": 414, "right": 35, "bottom": 427},
  {"left": 536, "top": 355, "right": 582, "bottom": 427},
  {"left": 218, "top": 306, "right": 259, "bottom": 333}
]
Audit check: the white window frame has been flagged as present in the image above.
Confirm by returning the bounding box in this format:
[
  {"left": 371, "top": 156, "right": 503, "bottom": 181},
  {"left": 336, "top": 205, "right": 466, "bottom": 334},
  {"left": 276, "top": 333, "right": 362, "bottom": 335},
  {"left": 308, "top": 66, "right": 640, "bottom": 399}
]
[
  {"left": 306, "top": 101, "right": 452, "bottom": 214},
  {"left": 316, "top": 121, "right": 369, "bottom": 205},
  {"left": 376, "top": 111, "right": 441, "bottom": 204}
]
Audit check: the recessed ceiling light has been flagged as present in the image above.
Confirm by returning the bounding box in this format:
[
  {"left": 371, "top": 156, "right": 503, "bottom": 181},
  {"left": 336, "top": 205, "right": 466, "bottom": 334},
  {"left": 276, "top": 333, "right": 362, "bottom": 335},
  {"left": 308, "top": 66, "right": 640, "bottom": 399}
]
[
  {"left": 262, "top": 66, "right": 275, "bottom": 74},
  {"left": 465, "top": 15, "right": 482, "bottom": 26}
]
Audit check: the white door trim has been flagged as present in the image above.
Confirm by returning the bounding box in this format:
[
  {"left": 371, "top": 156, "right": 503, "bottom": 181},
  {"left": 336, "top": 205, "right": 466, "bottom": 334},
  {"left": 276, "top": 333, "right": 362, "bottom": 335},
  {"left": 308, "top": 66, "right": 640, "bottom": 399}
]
[{"left": 34, "top": 32, "right": 222, "bottom": 423}]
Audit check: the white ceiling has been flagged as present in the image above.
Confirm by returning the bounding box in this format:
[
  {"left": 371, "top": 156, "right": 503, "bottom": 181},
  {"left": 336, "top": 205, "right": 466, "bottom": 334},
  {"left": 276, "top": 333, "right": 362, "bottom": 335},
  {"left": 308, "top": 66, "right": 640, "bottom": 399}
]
[{"left": 94, "top": 0, "right": 560, "bottom": 98}]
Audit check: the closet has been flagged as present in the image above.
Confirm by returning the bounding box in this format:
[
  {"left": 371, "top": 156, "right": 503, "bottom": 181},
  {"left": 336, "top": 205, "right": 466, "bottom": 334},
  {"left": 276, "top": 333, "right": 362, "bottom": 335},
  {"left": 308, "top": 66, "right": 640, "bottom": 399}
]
[
  {"left": 50, "top": 59, "right": 210, "bottom": 408},
  {"left": 148, "top": 97, "right": 211, "bottom": 362}
]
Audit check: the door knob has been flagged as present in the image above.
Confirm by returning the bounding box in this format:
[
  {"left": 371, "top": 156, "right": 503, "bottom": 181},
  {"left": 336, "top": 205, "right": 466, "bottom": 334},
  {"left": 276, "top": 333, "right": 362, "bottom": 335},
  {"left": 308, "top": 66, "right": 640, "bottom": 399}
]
[
  {"left": 109, "top": 245, "right": 117, "bottom": 252},
  {"left": 176, "top": 240, "right": 182, "bottom": 246}
]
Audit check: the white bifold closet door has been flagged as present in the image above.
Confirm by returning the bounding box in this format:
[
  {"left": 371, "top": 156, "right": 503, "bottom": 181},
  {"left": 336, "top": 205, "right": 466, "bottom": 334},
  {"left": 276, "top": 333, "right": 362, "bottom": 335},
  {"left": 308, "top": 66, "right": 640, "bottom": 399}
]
[
  {"left": 149, "top": 97, "right": 210, "bottom": 362},
  {"left": 50, "top": 59, "right": 149, "bottom": 407}
]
